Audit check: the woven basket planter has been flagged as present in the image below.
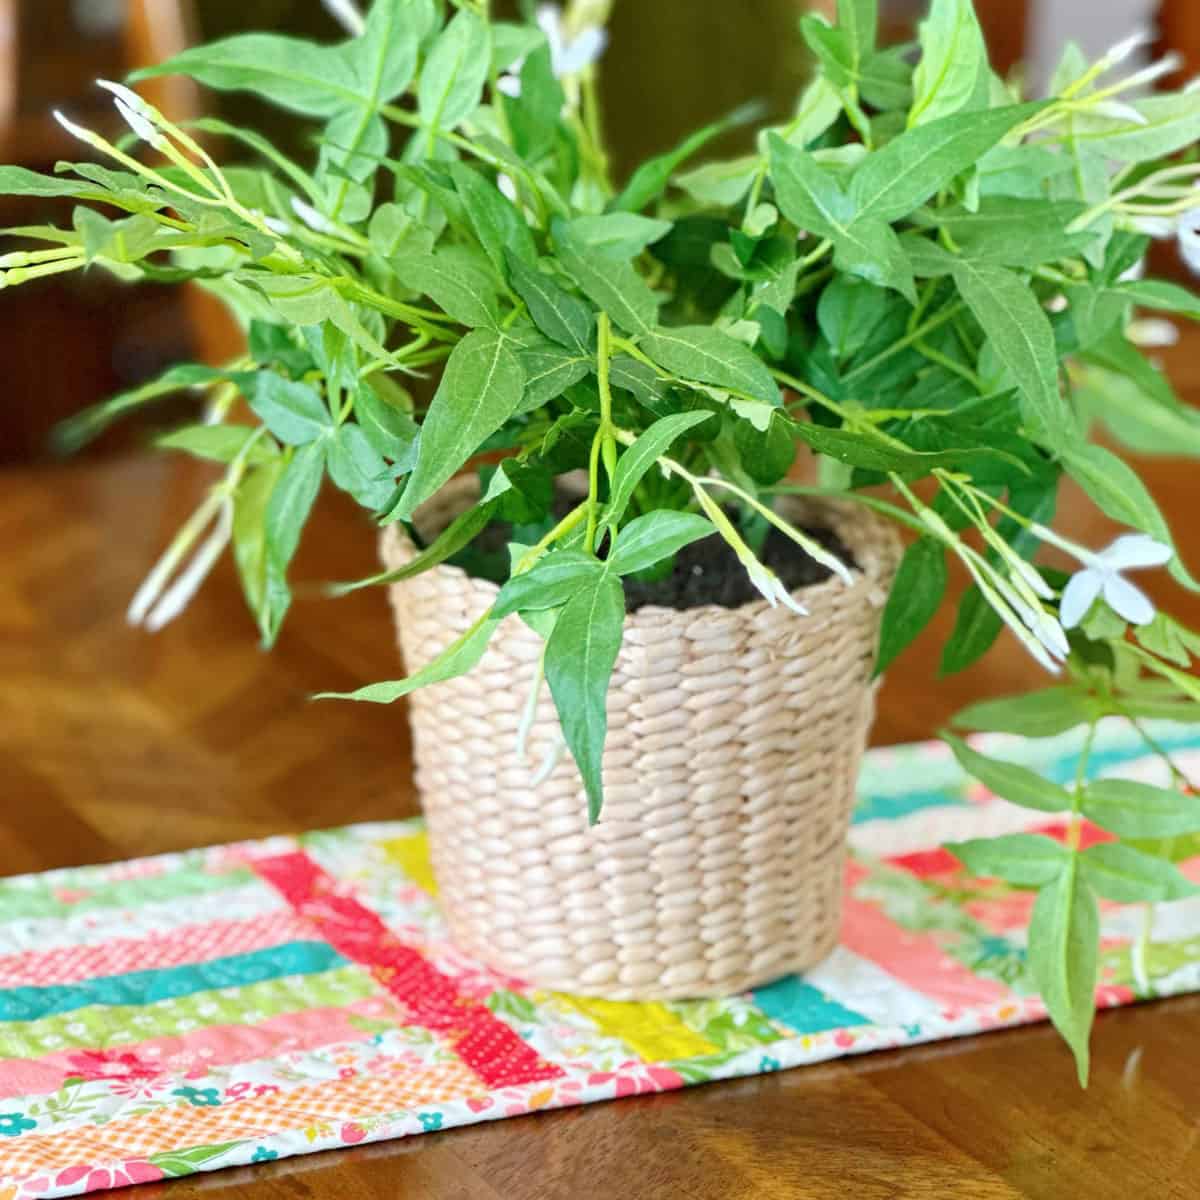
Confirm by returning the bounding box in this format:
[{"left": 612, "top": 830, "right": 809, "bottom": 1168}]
[{"left": 381, "top": 479, "right": 902, "bottom": 1000}]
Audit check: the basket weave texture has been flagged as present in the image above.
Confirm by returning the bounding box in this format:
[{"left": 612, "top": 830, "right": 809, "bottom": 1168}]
[{"left": 382, "top": 480, "right": 902, "bottom": 999}]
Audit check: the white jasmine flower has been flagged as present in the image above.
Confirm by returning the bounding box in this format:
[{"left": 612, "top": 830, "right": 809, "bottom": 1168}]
[
  {"left": 1127, "top": 317, "right": 1179, "bottom": 348},
  {"left": 96, "top": 80, "right": 168, "bottom": 149},
  {"left": 1046, "top": 531, "right": 1174, "bottom": 629},
  {"left": 52, "top": 109, "right": 104, "bottom": 150},
  {"left": 537, "top": 4, "right": 608, "bottom": 78},
  {"left": 497, "top": 173, "right": 519, "bottom": 203},
  {"left": 322, "top": 0, "right": 365, "bottom": 37},
  {"left": 1130, "top": 206, "right": 1200, "bottom": 276},
  {"left": 497, "top": 73, "right": 523, "bottom": 99},
  {"left": 1098, "top": 27, "right": 1155, "bottom": 73},
  {"left": 743, "top": 558, "right": 809, "bottom": 616},
  {"left": 263, "top": 215, "right": 292, "bottom": 236},
  {"left": 290, "top": 196, "right": 337, "bottom": 235}
]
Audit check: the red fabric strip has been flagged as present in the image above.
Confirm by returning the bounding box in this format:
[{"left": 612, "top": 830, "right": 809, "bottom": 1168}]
[{"left": 251, "top": 851, "right": 562, "bottom": 1089}]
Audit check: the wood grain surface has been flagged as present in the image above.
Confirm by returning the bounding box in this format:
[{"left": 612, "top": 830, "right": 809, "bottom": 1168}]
[{"left": 2, "top": 336, "right": 1199, "bottom": 1197}]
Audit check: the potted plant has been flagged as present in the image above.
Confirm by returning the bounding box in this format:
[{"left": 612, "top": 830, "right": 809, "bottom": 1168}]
[{"left": 4, "top": 0, "right": 1200, "bottom": 1082}]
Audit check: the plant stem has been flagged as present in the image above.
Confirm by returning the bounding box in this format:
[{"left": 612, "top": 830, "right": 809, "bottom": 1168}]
[
  {"left": 516, "top": 501, "right": 590, "bottom": 575},
  {"left": 1070, "top": 722, "right": 1098, "bottom": 852}
]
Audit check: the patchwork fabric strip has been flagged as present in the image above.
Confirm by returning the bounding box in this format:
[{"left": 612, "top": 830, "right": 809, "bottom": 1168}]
[{"left": 1, "top": 720, "right": 1198, "bottom": 1197}]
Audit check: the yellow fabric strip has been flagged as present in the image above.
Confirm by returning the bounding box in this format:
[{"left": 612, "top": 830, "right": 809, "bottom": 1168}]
[
  {"left": 380, "top": 832, "right": 438, "bottom": 895},
  {"left": 556, "top": 995, "right": 719, "bottom": 1062}
]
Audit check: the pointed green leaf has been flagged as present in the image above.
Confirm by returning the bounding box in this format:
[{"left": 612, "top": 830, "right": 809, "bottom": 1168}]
[
  {"left": 394, "top": 247, "right": 500, "bottom": 329},
  {"left": 233, "top": 459, "right": 287, "bottom": 645},
  {"left": 1080, "top": 843, "right": 1199, "bottom": 904},
  {"left": 908, "top": 0, "right": 987, "bottom": 126},
  {"left": 852, "top": 104, "right": 1040, "bottom": 225},
  {"left": 608, "top": 511, "right": 714, "bottom": 576},
  {"left": 555, "top": 227, "right": 659, "bottom": 334},
  {"left": 943, "top": 733, "right": 1073, "bottom": 813},
  {"left": 319, "top": 615, "right": 498, "bottom": 703},
  {"left": 953, "top": 260, "right": 1067, "bottom": 448},
  {"left": 449, "top": 161, "right": 536, "bottom": 275},
  {"left": 493, "top": 550, "right": 602, "bottom": 618},
  {"left": 418, "top": 8, "right": 490, "bottom": 132},
  {"left": 514, "top": 335, "right": 592, "bottom": 412},
  {"left": 837, "top": 0, "right": 878, "bottom": 68},
  {"left": 1082, "top": 779, "right": 1200, "bottom": 839},
  {"left": 605, "top": 412, "right": 714, "bottom": 527},
  {"left": 876, "top": 537, "right": 947, "bottom": 673},
  {"left": 640, "top": 326, "right": 781, "bottom": 407},
  {"left": 398, "top": 329, "right": 525, "bottom": 519},
  {"left": 948, "top": 833, "right": 1070, "bottom": 887},
  {"left": 564, "top": 214, "right": 673, "bottom": 259},
  {"left": 545, "top": 575, "right": 626, "bottom": 823},
  {"left": 1028, "top": 864, "right": 1099, "bottom": 1085},
  {"left": 247, "top": 373, "right": 333, "bottom": 446},
  {"left": 507, "top": 254, "right": 595, "bottom": 354},
  {"left": 266, "top": 440, "right": 326, "bottom": 578},
  {"left": 953, "top": 688, "right": 1100, "bottom": 737},
  {"left": 156, "top": 424, "right": 278, "bottom": 466},
  {"left": 327, "top": 423, "right": 394, "bottom": 510}
]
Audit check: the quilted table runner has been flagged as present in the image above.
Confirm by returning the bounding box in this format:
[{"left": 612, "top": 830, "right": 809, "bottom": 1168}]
[{"left": 2, "top": 720, "right": 1198, "bottom": 1197}]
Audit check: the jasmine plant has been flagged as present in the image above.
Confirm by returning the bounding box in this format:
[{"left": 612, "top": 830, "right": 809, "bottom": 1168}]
[{"left": 2, "top": 0, "right": 1200, "bottom": 1081}]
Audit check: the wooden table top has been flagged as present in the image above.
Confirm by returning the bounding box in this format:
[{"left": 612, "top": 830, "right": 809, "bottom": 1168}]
[{"left": 3, "top": 336, "right": 1200, "bottom": 1196}]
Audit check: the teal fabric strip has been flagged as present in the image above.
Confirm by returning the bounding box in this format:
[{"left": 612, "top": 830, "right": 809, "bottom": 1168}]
[
  {"left": 0, "top": 941, "right": 347, "bottom": 1022},
  {"left": 752, "top": 976, "right": 871, "bottom": 1035}
]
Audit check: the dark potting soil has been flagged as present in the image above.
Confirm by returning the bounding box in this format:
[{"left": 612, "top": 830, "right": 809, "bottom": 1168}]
[{"left": 449, "top": 493, "right": 857, "bottom": 613}]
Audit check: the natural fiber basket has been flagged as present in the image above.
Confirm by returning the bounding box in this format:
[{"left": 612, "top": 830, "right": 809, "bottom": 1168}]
[{"left": 382, "top": 479, "right": 902, "bottom": 999}]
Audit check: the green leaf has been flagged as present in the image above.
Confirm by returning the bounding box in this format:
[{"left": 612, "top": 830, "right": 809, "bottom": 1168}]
[
  {"left": 564, "top": 213, "right": 673, "bottom": 259},
  {"left": 266, "top": 441, "right": 326, "bottom": 582},
  {"left": 1079, "top": 843, "right": 1198, "bottom": 904},
  {"left": 611, "top": 101, "right": 763, "bottom": 214},
  {"left": 246, "top": 373, "right": 333, "bottom": 446},
  {"left": 800, "top": 16, "right": 856, "bottom": 92},
  {"left": 953, "top": 688, "right": 1100, "bottom": 738},
  {"left": 507, "top": 254, "right": 595, "bottom": 354},
  {"left": 833, "top": 219, "right": 917, "bottom": 302},
  {"left": 943, "top": 732, "right": 1073, "bottom": 813},
  {"left": 914, "top": 199, "right": 1095, "bottom": 269},
  {"left": 354, "top": 383, "right": 418, "bottom": 464},
  {"left": 908, "top": 0, "right": 987, "bottom": 127},
  {"left": 817, "top": 275, "right": 893, "bottom": 361},
  {"left": 851, "top": 105, "right": 1040, "bottom": 225},
  {"left": 398, "top": 329, "right": 525, "bottom": 519},
  {"left": 952, "top": 260, "right": 1067, "bottom": 448},
  {"left": 327, "top": 423, "right": 394, "bottom": 510},
  {"left": 876, "top": 537, "right": 947, "bottom": 674},
  {"left": 53, "top": 364, "right": 225, "bottom": 453},
  {"left": 515, "top": 338, "right": 592, "bottom": 412},
  {"left": 640, "top": 326, "right": 781, "bottom": 407},
  {"left": 418, "top": 8, "right": 490, "bottom": 133},
  {"left": 555, "top": 227, "right": 660, "bottom": 335},
  {"left": 394, "top": 247, "right": 500, "bottom": 329},
  {"left": 449, "top": 161, "right": 537, "bottom": 275},
  {"left": 608, "top": 511, "right": 714, "bottom": 576},
  {"left": 0, "top": 164, "right": 109, "bottom": 198},
  {"left": 1119, "top": 278, "right": 1200, "bottom": 322},
  {"left": 733, "top": 411, "right": 796, "bottom": 485},
  {"left": 605, "top": 411, "right": 714, "bottom": 526},
  {"left": 768, "top": 134, "right": 856, "bottom": 237},
  {"left": 948, "top": 833, "right": 1070, "bottom": 887},
  {"left": 788, "top": 421, "right": 1015, "bottom": 475},
  {"left": 493, "top": 550, "right": 602, "bottom": 618},
  {"left": 1027, "top": 863, "right": 1099, "bottom": 1085},
  {"left": 837, "top": 0, "right": 878, "bottom": 69},
  {"left": 156, "top": 424, "right": 278, "bottom": 466},
  {"left": 233, "top": 459, "right": 287, "bottom": 645},
  {"left": 1067, "top": 91, "right": 1200, "bottom": 165},
  {"left": 676, "top": 156, "right": 760, "bottom": 207},
  {"left": 337, "top": 500, "right": 499, "bottom": 592},
  {"left": 249, "top": 276, "right": 395, "bottom": 365},
  {"left": 1081, "top": 779, "right": 1200, "bottom": 839},
  {"left": 319, "top": 615, "right": 499, "bottom": 703},
  {"left": 544, "top": 574, "right": 626, "bottom": 823}
]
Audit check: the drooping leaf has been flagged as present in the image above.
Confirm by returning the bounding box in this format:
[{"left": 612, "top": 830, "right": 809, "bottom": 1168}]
[
  {"left": 876, "top": 537, "right": 947, "bottom": 674},
  {"left": 943, "top": 732, "right": 1073, "bottom": 813},
  {"left": 319, "top": 615, "right": 499, "bottom": 702},
  {"left": 449, "top": 161, "right": 537, "bottom": 274},
  {"left": 544, "top": 574, "right": 626, "bottom": 823},
  {"left": 397, "top": 328, "right": 525, "bottom": 519},
  {"left": 1079, "top": 843, "right": 1199, "bottom": 904},
  {"left": 640, "top": 326, "right": 781, "bottom": 407},
  {"left": 1081, "top": 779, "right": 1200, "bottom": 839},
  {"left": 327, "top": 423, "right": 394, "bottom": 511},
  {"left": 354, "top": 382, "right": 419, "bottom": 464},
  {"left": 948, "top": 833, "right": 1070, "bottom": 887},
  {"left": 818, "top": 275, "right": 894, "bottom": 361},
  {"left": 233, "top": 458, "right": 287, "bottom": 645},
  {"left": 608, "top": 511, "right": 714, "bottom": 576},
  {"left": 1027, "top": 863, "right": 1099, "bottom": 1084},
  {"left": 564, "top": 213, "right": 673, "bottom": 259}
]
